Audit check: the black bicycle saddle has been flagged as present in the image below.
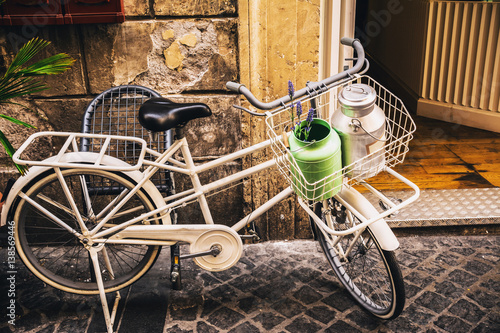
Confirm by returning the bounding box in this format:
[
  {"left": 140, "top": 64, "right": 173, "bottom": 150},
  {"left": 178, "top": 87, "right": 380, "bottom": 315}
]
[{"left": 138, "top": 97, "right": 212, "bottom": 132}]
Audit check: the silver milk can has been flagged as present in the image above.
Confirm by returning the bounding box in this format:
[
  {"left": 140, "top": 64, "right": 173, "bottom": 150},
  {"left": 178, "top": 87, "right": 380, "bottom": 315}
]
[{"left": 330, "top": 83, "right": 387, "bottom": 179}]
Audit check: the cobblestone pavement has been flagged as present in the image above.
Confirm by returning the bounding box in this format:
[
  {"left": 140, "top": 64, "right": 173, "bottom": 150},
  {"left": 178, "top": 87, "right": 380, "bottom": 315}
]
[{"left": 1, "top": 235, "right": 499, "bottom": 333}]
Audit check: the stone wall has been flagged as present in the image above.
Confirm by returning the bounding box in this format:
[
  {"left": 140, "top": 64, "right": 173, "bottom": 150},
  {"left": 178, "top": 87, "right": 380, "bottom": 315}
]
[
  {"left": 237, "top": 0, "right": 321, "bottom": 240},
  {"left": 0, "top": 0, "right": 321, "bottom": 240},
  {"left": 0, "top": 0, "right": 242, "bottom": 231}
]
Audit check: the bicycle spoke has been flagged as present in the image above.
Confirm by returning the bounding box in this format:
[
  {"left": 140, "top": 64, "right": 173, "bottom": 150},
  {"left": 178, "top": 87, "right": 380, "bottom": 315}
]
[
  {"left": 25, "top": 225, "right": 73, "bottom": 230},
  {"left": 61, "top": 245, "right": 79, "bottom": 278},
  {"left": 78, "top": 175, "right": 95, "bottom": 218},
  {"left": 107, "top": 246, "right": 141, "bottom": 268},
  {"left": 95, "top": 188, "right": 130, "bottom": 220},
  {"left": 54, "top": 168, "right": 88, "bottom": 234},
  {"left": 107, "top": 247, "right": 127, "bottom": 275},
  {"left": 19, "top": 192, "right": 82, "bottom": 237},
  {"left": 36, "top": 193, "right": 76, "bottom": 220},
  {"left": 44, "top": 245, "right": 80, "bottom": 270},
  {"left": 314, "top": 198, "right": 405, "bottom": 319},
  {"left": 15, "top": 169, "right": 161, "bottom": 294},
  {"left": 73, "top": 245, "right": 86, "bottom": 281}
]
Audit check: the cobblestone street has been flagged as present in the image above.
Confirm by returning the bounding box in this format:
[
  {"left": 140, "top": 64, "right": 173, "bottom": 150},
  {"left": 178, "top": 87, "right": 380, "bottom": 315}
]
[{"left": 1, "top": 235, "right": 498, "bottom": 333}]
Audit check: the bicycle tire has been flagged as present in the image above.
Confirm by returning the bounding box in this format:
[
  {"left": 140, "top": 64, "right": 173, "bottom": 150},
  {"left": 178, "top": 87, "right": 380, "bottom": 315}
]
[
  {"left": 13, "top": 169, "right": 162, "bottom": 295},
  {"left": 313, "top": 199, "right": 405, "bottom": 319}
]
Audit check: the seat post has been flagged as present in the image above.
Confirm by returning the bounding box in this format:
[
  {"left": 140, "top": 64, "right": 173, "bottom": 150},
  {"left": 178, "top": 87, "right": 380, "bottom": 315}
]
[
  {"left": 148, "top": 131, "right": 158, "bottom": 142},
  {"left": 174, "top": 127, "right": 185, "bottom": 140}
]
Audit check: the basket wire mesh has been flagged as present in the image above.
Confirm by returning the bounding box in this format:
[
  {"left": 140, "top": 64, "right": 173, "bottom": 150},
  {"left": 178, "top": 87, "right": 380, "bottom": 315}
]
[
  {"left": 266, "top": 75, "right": 416, "bottom": 203},
  {"left": 81, "top": 85, "right": 174, "bottom": 193}
]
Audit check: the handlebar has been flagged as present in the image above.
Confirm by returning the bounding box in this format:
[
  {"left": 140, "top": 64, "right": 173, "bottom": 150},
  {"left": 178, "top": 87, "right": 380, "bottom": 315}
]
[{"left": 227, "top": 37, "right": 365, "bottom": 111}]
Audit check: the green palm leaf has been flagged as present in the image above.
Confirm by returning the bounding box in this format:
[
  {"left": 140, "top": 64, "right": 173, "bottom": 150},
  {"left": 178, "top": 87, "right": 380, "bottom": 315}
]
[
  {"left": 0, "top": 37, "right": 75, "bottom": 175},
  {"left": 0, "top": 77, "right": 46, "bottom": 101},
  {"left": 0, "top": 114, "right": 36, "bottom": 128},
  {"left": 0, "top": 37, "right": 75, "bottom": 101},
  {"left": 4, "top": 38, "right": 51, "bottom": 77},
  {"left": 0, "top": 130, "right": 28, "bottom": 175},
  {"left": 21, "top": 53, "right": 75, "bottom": 76}
]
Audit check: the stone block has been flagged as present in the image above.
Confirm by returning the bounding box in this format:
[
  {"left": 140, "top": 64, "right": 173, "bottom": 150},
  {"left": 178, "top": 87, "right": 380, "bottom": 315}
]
[
  {"left": 141, "top": 18, "right": 238, "bottom": 92},
  {"left": 173, "top": 164, "right": 243, "bottom": 229},
  {"left": 33, "top": 98, "right": 92, "bottom": 133},
  {"left": 207, "top": 306, "right": 245, "bottom": 330},
  {"left": 81, "top": 19, "right": 238, "bottom": 94},
  {"left": 80, "top": 22, "right": 155, "bottom": 94},
  {"left": 0, "top": 26, "right": 86, "bottom": 96},
  {"left": 285, "top": 317, "right": 322, "bottom": 333},
  {"left": 165, "top": 95, "right": 241, "bottom": 157},
  {"left": 0, "top": 168, "right": 20, "bottom": 190},
  {"left": 124, "top": 0, "right": 150, "bottom": 16},
  {"left": 189, "top": 19, "right": 238, "bottom": 91},
  {"left": 154, "top": 0, "right": 237, "bottom": 16},
  {"left": 0, "top": 98, "right": 90, "bottom": 179},
  {"left": 0, "top": 100, "right": 54, "bottom": 168},
  {"left": 434, "top": 315, "right": 471, "bottom": 333},
  {"left": 170, "top": 99, "right": 242, "bottom": 228}
]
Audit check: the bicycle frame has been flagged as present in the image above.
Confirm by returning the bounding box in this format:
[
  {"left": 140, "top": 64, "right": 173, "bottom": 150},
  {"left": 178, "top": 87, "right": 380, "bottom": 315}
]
[
  {"left": 9, "top": 131, "right": 295, "bottom": 244},
  {"left": 9, "top": 128, "right": 419, "bottom": 250},
  {"left": 7, "top": 128, "right": 419, "bottom": 333}
]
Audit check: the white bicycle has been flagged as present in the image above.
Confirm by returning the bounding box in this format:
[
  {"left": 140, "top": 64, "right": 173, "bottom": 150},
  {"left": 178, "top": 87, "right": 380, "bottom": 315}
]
[{"left": 1, "top": 38, "right": 419, "bottom": 333}]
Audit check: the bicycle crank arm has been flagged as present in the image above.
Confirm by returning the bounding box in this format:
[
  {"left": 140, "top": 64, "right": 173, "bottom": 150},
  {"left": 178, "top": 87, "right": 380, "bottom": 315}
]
[
  {"left": 108, "top": 224, "right": 243, "bottom": 272},
  {"left": 180, "top": 244, "right": 221, "bottom": 260}
]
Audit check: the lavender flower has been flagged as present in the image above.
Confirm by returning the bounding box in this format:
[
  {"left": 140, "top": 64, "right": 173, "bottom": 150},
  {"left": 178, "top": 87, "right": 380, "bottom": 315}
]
[
  {"left": 304, "top": 107, "right": 315, "bottom": 141},
  {"left": 296, "top": 101, "right": 302, "bottom": 118},
  {"left": 306, "top": 107, "right": 314, "bottom": 123},
  {"left": 294, "top": 101, "right": 303, "bottom": 136},
  {"left": 291, "top": 101, "right": 305, "bottom": 138},
  {"left": 288, "top": 80, "right": 294, "bottom": 100},
  {"left": 287, "top": 80, "right": 296, "bottom": 133}
]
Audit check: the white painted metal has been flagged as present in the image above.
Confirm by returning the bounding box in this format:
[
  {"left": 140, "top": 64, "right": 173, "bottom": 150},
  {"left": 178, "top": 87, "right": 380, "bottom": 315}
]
[
  {"left": 54, "top": 167, "right": 89, "bottom": 234},
  {"left": 16, "top": 191, "right": 83, "bottom": 237},
  {"left": 1, "top": 152, "right": 169, "bottom": 227},
  {"left": 231, "top": 186, "right": 294, "bottom": 232},
  {"left": 110, "top": 224, "right": 243, "bottom": 272},
  {"left": 6, "top": 132, "right": 419, "bottom": 250},
  {"left": 88, "top": 246, "right": 114, "bottom": 333},
  {"left": 302, "top": 167, "right": 420, "bottom": 251},
  {"left": 13, "top": 132, "right": 148, "bottom": 171},
  {"left": 180, "top": 137, "right": 215, "bottom": 225}
]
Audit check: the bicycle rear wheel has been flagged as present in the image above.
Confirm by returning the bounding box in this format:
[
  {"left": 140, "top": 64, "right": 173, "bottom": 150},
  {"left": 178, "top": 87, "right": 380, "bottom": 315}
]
[
  {"left": 13, "top": 169, "right": 161, "bottom": 295},
  {"left": 313, "top": 199, "right": 405, "bottom": 319}
]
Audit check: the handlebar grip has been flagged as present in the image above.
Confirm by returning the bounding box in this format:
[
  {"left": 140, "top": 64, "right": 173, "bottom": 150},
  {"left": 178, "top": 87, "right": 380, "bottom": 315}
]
[
  {"left": 340, "top": 37, "right": 359, "bottom": 47},
  {"left": 226, "top": 81, "right": 245, "bottom": 93}
]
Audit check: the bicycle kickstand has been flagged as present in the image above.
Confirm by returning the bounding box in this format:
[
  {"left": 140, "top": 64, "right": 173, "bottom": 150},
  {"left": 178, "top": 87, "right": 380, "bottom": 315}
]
[{"left": 88, "top": 246, "right": 121, "bottom": 333}]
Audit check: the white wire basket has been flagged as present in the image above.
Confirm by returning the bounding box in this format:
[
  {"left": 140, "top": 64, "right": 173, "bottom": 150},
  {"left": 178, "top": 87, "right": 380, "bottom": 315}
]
[{"left": 266, "top": 75, "right": 416, "bottom": 203}]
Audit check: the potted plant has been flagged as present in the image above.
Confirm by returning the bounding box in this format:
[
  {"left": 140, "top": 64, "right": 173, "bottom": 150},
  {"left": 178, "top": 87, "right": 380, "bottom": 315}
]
[
  {"left": 0, "top": 37, "right": 75, "bottom": 175},
  {"left": 286, "top": 81, "right": 342, "bottom": 201},
  {"left": 0, "top": 38, "right": 74, "bottom": 212}
]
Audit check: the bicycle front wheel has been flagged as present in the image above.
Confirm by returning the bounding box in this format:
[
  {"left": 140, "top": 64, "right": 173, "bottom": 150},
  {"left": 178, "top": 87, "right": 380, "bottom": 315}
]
[
  {"left": 313, "top": 199, "right": 405, "bottom": 319},
  {"left": 13, "top": 169, "right": 161, "bottom": 295}
]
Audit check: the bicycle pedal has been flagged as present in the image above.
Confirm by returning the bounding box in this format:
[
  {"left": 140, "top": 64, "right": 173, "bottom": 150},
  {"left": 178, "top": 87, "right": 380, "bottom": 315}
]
[{"left": 244, "top": 222, "right": 261, "bottom": 242}]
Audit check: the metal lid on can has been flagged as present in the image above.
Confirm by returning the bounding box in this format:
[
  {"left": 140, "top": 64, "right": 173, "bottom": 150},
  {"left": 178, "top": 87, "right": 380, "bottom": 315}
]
[{"left": 338, "top": 84, "right": 377, "bottom": 117}]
